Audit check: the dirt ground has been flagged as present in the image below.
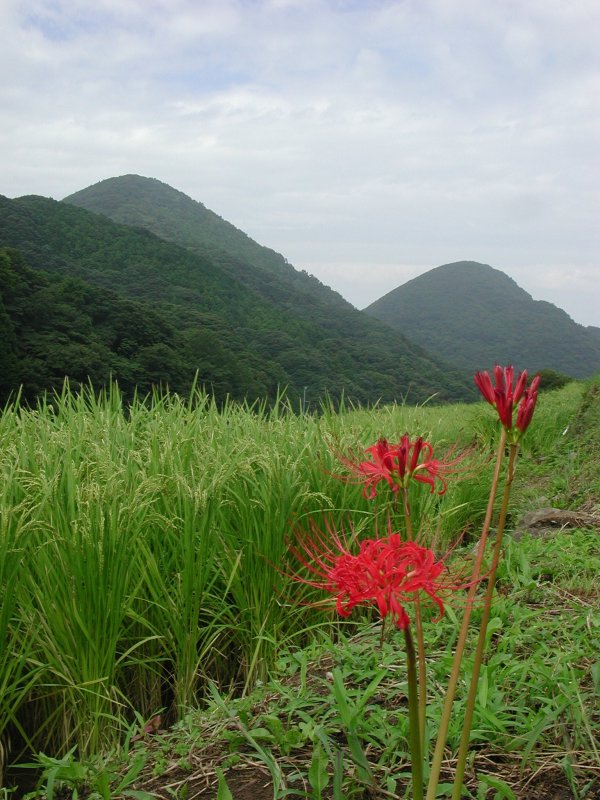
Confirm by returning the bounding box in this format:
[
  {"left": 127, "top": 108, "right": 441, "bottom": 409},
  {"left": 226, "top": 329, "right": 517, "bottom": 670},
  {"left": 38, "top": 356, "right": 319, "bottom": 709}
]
[{"left": 128, "top": 750, "right": 598, "bottom": 800}]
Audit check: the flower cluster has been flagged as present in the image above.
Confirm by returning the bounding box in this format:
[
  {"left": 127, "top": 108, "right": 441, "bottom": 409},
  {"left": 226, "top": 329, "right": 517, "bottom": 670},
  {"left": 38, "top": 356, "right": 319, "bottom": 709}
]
[
  {"left": 288, "top": 363, "right": 541, "bottom": 800},
  {"left": 474, "top": 365, "right": 541, "bottom": 441},
  {"left": 291, "top": 526, "right": 451, "bottom": 630},
  {"left": 340, "top": 434, "right": 457, "bottom": 499}
]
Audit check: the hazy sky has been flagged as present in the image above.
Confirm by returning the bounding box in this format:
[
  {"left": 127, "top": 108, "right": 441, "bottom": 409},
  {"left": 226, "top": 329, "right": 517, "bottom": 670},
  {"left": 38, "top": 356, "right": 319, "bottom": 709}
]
[{"left": 2, "top": 0, "right": 599, "bottom": 326}]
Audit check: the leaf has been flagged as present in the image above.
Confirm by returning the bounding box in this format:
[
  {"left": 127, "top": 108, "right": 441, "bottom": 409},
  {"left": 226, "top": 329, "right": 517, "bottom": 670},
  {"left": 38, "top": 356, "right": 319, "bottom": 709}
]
[
  {"left": 131, "top": 713, "right": 162, "bottom": 742},
  {"left": 116, "top": 752, "right": 147, "bottom": 790},
  {"left": 244, "top": 726, "right": 274, "bottom": 741},
  {"left": 333, "top": 748, "right": 344, "bottom": 800},
  {"left": 477, "top": 773, "right": 517, "bottom": 799},
  {"left": 355, "top": 670, "right": 386, "bottom": 715},
  {"left": 331, "top": 669, "right": 353, "bottom": 728},
  {"left": 478, "top": 665, "right": 489, "bottom": 709},
  {"left": 591, "top": 660, "right": 600, "bottom": 693},
  {"left": 216, "top": 769, "right": 234, "bottom": 800},
  {"left": 484, "top": 616, "right": 503, "bottom": 649},
  {"left": 308, "top": 742, "right": 329, "bottom": 798}
]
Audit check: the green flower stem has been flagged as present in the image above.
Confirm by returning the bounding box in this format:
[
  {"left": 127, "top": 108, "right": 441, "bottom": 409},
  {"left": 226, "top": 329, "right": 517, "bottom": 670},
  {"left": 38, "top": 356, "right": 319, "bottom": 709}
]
[
  {"left": 426, "top": 428, "right": 507, "bottom": 800},
  {"left": 451, "top": 441, "right": 519, "bottom": 799},
  {"left": 414, "top": 599, "right": 427, "bottom": 746},
  {"left": 401, "top": 486, "right": 412, "bottom": 536},
  {"left": 401, "top": 488, "right": 427, "bottom": 746},
  {"left": 379, "top": 615, "right": 387, "bottom": 650},
  {"left": 404, "top": 624, "right": 424, "bottom": 800}
]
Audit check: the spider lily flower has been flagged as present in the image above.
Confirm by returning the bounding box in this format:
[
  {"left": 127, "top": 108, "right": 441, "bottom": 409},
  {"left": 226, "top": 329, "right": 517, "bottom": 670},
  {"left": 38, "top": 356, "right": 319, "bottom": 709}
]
[
  {"left": 515, "top": 374, "right": 541, "bottom": 435},
  {"left": 340, "top": 435, "right": 458, "bottom": 499},
  {"left": 357, "top": 438, "right": 402, "bottom": 498},
  {"left": 290, "top": 523, "right": 459, "bottom": 630},
  {"left": 474, "top": 365, "right": 541, "bottom": 441}
]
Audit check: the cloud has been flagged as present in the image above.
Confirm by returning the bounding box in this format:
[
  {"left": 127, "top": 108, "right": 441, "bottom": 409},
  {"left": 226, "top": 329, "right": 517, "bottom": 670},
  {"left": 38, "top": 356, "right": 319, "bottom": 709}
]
[{"left": 1, "top": 0, "right": 599, "bottom": 327}]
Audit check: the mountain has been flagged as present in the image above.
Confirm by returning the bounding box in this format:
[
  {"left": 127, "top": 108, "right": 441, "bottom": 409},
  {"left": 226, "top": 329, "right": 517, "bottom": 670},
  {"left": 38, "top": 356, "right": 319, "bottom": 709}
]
[
  {"left": 63, "top": 175, "right": 362, "bottom": 320},
  {"left": 0, "top": 189, "right": 472, "bottom": 406},
  {"left": 0, "top": 245, "right": 242, "bottom": 403},
  {"left": 65, "top": 175, "right": 312, "bottom": 280},
  {"left": 364, "top": 261, "right": 600, "bottom": 378}
]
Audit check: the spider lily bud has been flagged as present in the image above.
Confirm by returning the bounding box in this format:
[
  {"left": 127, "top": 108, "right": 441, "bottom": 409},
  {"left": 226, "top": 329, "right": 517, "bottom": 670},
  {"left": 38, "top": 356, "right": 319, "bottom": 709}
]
[{"left": 474, "top": 365, "right": 541, "bottom": 442}]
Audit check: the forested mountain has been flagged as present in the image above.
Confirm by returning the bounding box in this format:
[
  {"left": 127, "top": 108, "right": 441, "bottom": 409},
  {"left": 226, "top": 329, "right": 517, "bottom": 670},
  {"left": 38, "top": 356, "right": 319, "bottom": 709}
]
[
  {"left": 0, "top": 192, "right": 471, "bottom": 406},
  {"left": 63, "top": 175, "right": 364, "bottom": 324},
  {"left": 364, "top": 261, "right": 600, "bottom": 378},
  {"left": 0, "top": 246, "right": 263, "bottom": 402},
  {"left": 65, "top": 175, "right": 323, "bottom": 294}
]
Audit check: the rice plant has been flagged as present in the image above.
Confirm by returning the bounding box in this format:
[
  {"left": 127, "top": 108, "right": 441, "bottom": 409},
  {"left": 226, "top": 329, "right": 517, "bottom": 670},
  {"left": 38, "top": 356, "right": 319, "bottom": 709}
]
[{"left": 0, "top": 377, "right": 590, "bottom": 785}]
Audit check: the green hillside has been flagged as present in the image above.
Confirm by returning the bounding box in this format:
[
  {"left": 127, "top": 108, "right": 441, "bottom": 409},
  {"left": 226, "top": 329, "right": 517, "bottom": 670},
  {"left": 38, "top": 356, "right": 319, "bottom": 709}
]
[
  {"left": 66, "top": 176, "right": 311, "bottom": 274},
  {"left": 0, "top": 246, "right": 279, "bottom": 405},
  {"left": 0, "top": 193, "right": 471, "bottom": 406},
  {"left": 364, "top": 260, "right": 600, "bottom": 377},
  {"left": 64, "top": 175, "right": 345, "bottom": 311}
]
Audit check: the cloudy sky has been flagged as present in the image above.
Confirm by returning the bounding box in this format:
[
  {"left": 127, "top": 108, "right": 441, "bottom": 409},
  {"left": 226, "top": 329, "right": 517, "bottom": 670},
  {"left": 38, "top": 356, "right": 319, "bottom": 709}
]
[{"left": 2, "top": 0, "right": 600, "bottom": 326}]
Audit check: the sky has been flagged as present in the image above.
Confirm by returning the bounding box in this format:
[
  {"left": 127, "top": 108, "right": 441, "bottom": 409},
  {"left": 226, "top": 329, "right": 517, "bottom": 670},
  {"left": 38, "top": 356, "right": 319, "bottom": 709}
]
[{"left": 2, "top": 0, "right": 600, "bottom": 327}]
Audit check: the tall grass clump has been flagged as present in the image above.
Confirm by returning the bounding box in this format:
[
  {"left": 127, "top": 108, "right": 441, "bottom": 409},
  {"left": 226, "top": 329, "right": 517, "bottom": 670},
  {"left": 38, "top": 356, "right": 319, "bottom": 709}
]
[
  {"left": 0, "top": 400, "right": 42, "bottom": 779},
  {"left": 7, "top": 387, "right": 150, "bottom": 758}
]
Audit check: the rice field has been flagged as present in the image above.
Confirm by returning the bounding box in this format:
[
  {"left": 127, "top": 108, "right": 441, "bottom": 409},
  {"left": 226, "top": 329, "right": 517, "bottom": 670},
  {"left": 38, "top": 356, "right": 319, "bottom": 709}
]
[{"left": 0, "top": 379, "right": 596, "bottom": 798}]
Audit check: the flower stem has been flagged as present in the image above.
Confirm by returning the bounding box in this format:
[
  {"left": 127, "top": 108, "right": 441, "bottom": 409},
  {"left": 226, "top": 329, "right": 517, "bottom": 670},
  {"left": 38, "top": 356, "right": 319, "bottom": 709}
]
[
  {"left": 401, "top": 486, "right": 412, "bottom": 538},
  {"left": 404, "top": 625, "right": 423, "bottom": 800},
  {"left": 425, "top": 428, "right": 507, "bottom": 800},
  {"left": 379, "top": 615, "right": 386, "bottom": 650},
  {"left": 400, "top": 489, "right": 427, "bottom": 747},
  {"left": 450, "top": 441, "right": 519, "bottom": 798},
  {"left": 415, "top": 599, "right": 427, "bottom": 747}
]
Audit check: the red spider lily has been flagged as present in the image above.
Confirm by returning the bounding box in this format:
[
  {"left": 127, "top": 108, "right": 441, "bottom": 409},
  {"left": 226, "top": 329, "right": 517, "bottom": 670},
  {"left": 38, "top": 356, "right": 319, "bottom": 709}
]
[
  {"left": 341, "top": 435, "right": 458, "bottom": 499},
  {"left": 474, "top": 365, "right": 540, "bottom": 439},
  {"left": 290, "top": 522, "right": 459, "bottom": 630},
  {"left": 358, "top": 438, "right": 402, "bottom": 498},
  {"left": 515, "top": 374, "right": 541, "bottom": 434}
]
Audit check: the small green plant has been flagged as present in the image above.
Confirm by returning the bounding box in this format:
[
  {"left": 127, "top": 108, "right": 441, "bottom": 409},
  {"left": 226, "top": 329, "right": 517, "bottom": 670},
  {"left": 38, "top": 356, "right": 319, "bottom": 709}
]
[
  {"left": 20, "top": 746, "right": 151, "bottom": 800},
  {"left": 21, "top": 749, "right": 89, "bottom": 800}
]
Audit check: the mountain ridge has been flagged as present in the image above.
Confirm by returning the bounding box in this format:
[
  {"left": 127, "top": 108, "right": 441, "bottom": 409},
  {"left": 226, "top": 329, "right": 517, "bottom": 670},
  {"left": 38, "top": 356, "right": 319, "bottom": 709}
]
[
  {"left": 64, "top": 175, "right": 349, "bottom": 313},
  {"left": 0, "top": 187, "right": 472, "bottom": 405},
  {"left": 364, "top": 260, "right": 600, "bottom": 377}
]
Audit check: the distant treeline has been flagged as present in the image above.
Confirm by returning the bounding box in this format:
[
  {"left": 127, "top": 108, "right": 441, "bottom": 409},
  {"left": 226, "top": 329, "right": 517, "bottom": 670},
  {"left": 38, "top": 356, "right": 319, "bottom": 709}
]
[{"left": 0, "top": 246, "right": 277, "bottom": 406}]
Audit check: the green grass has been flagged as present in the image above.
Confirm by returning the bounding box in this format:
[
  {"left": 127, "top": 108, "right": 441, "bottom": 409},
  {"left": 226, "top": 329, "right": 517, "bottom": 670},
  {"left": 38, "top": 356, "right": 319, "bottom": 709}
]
[
  {"left": 0, "top": 386, "right": 490, "bottom": 760},
  {"left": 95, "top": 527, "right": 597, "bottom": 799},
  {"left": 0, "top": 377, "right": 597, "bottom": 798}
]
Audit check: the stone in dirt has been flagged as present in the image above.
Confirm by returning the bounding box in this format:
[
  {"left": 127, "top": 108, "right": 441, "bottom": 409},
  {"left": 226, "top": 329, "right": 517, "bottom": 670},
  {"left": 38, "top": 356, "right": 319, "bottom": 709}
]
[{"left": 516, "top": 507, "right": 600, "bottom": 538}]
